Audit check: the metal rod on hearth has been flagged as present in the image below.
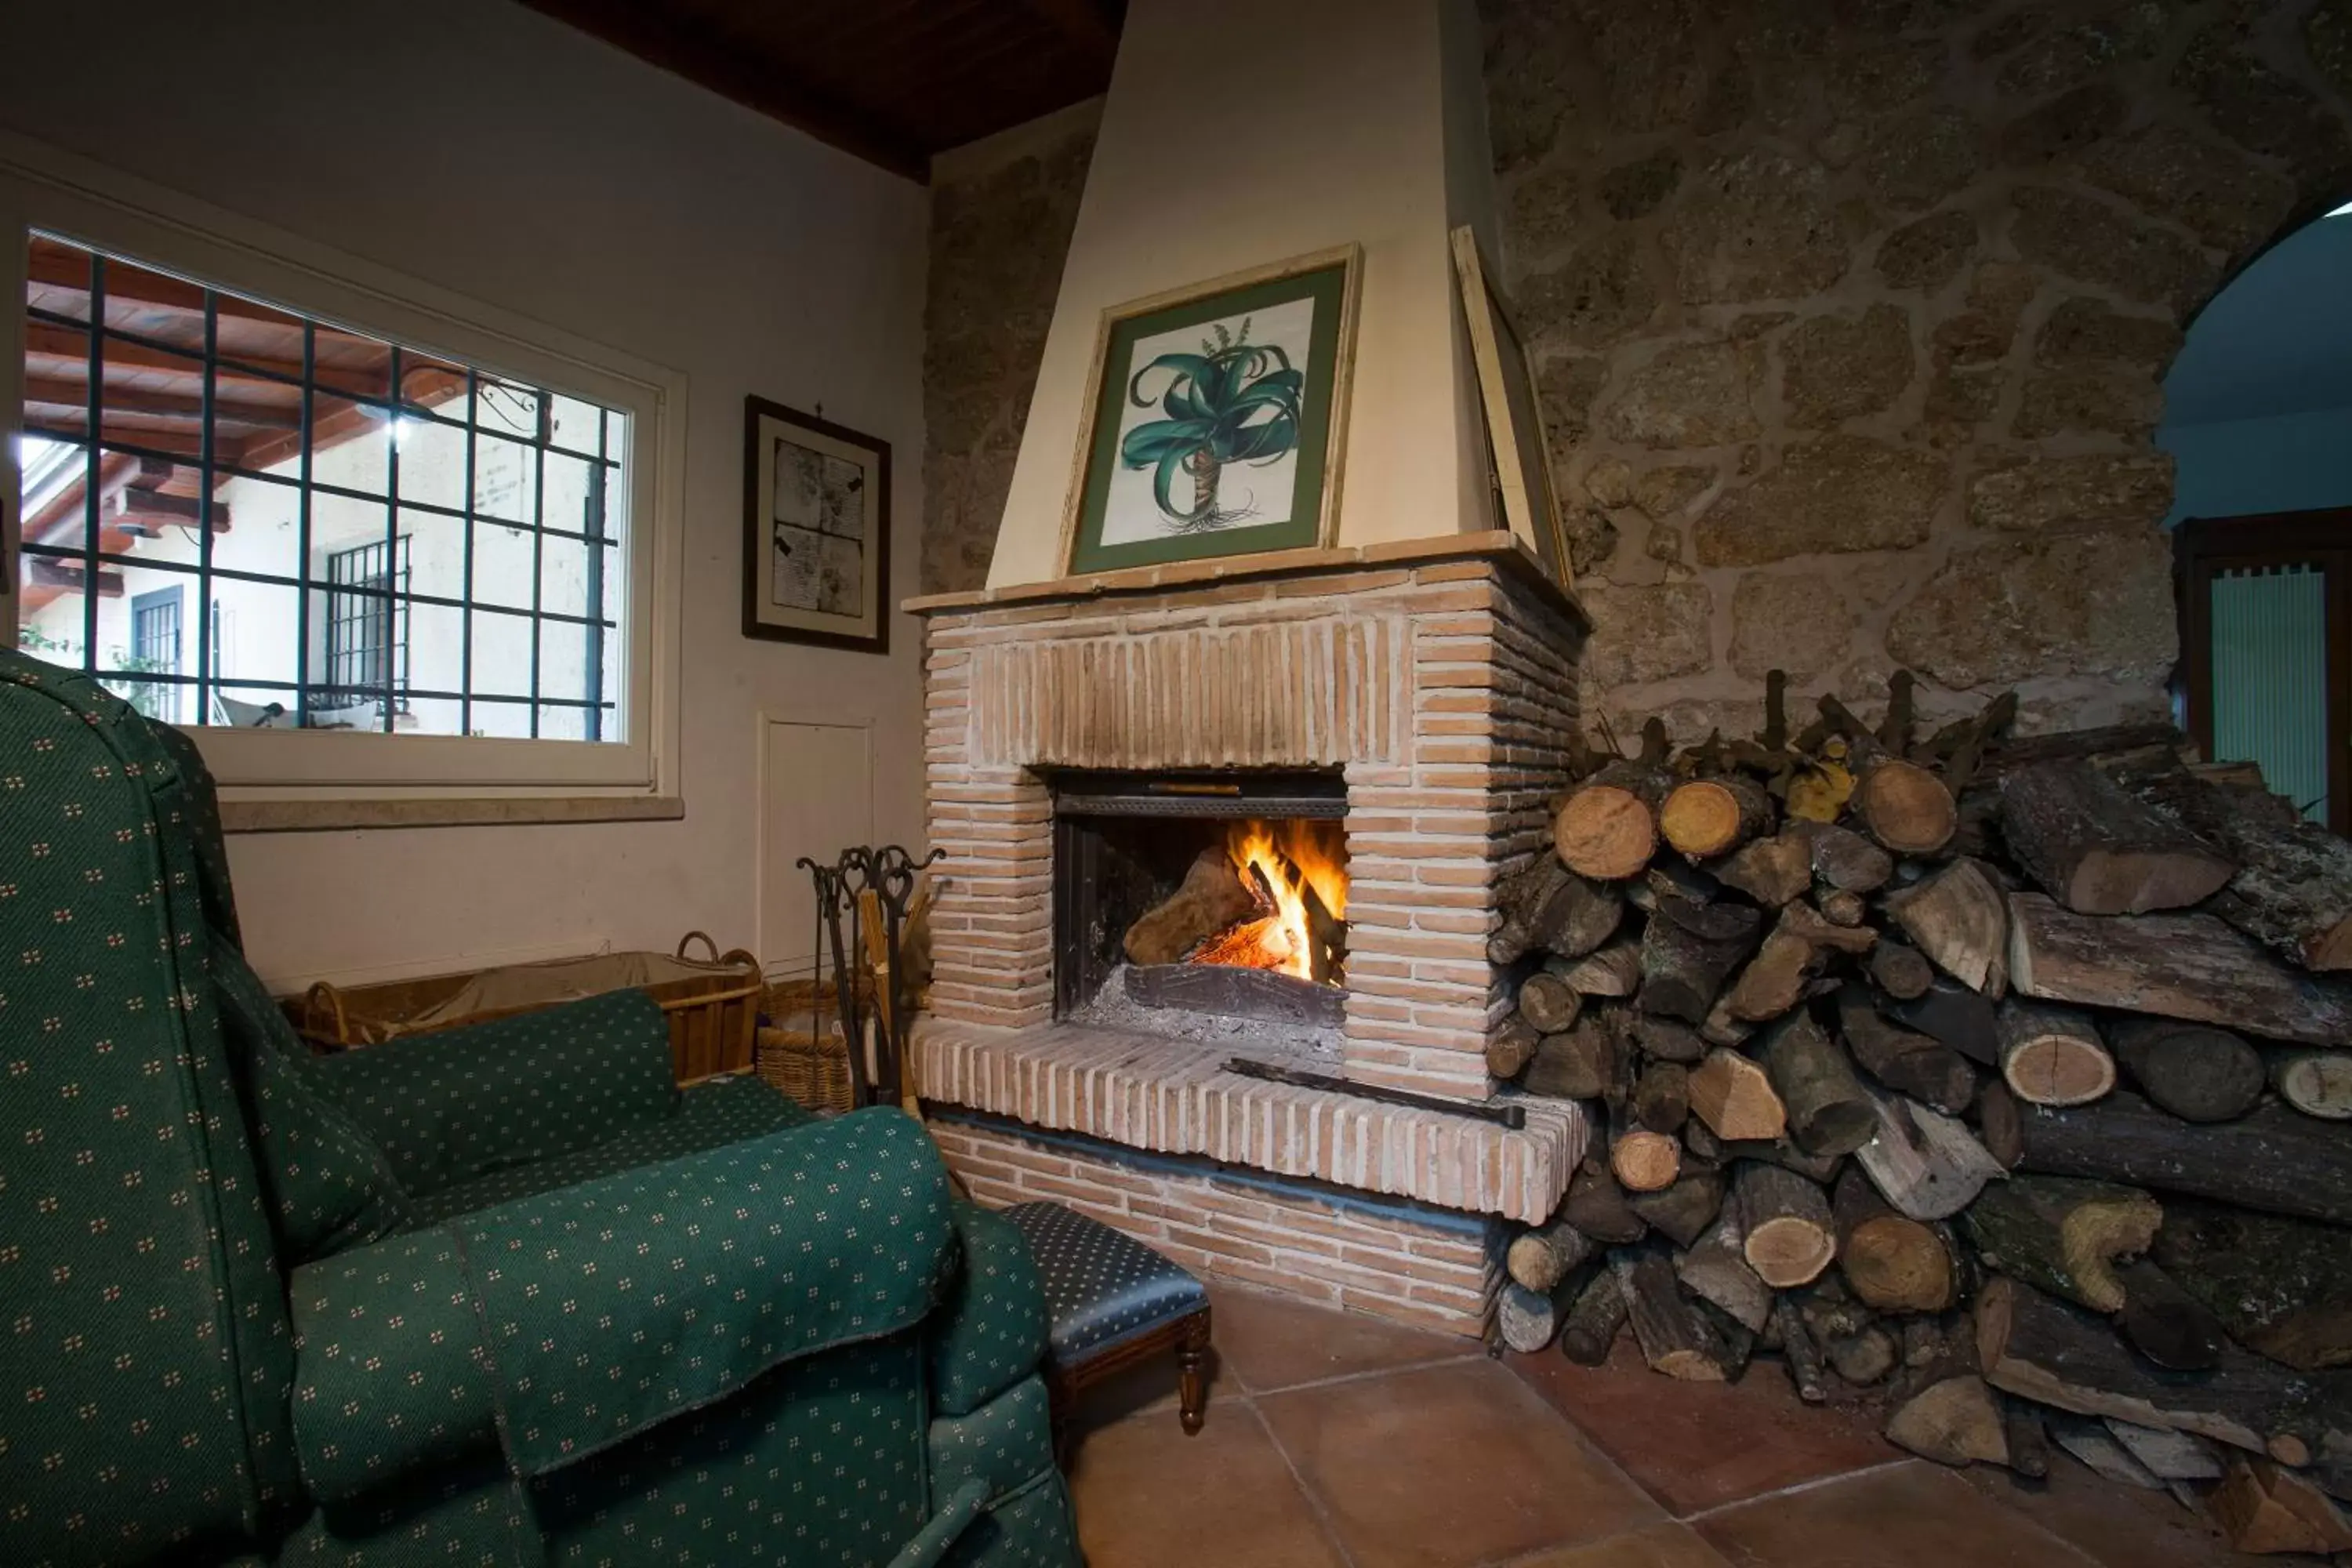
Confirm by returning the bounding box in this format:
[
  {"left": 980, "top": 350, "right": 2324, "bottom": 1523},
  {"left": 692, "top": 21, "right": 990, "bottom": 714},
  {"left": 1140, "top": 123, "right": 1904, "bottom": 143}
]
[{"left": 1222, "top": 1058, "right": 1527, "bottom": 1129}]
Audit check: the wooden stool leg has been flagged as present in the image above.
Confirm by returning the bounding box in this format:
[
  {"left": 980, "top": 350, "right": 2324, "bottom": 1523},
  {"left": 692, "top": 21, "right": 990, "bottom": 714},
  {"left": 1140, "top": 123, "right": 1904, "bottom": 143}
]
[{"left": 1176, "top": 1308, "right": 1212, "bottom": 1436}]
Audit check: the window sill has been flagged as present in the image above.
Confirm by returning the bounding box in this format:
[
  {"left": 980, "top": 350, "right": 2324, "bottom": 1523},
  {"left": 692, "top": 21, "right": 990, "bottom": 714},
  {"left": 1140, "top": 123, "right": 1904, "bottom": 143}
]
[{"left": 219, "top": 793, "right": 684, "bottom": 833}]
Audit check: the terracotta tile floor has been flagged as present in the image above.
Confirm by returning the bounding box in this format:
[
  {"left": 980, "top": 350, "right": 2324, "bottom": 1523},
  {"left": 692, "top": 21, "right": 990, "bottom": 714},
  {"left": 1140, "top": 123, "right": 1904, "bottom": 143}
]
[{"left": 1062, "top": 1280, "right": 2326, "bottom": 1567}]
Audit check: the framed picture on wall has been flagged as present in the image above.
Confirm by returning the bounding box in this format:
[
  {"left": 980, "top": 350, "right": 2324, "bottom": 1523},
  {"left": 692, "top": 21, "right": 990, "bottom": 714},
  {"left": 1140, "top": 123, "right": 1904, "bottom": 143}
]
[
  {"left": 1450, "top": 224, "right": 1573, "bottom": 586},
  {"left": 1061, "top": 245, "right": 1362, "bottom": 577},
  {"left": 742, "top": 397, "right": 891, "bottom": 653}
]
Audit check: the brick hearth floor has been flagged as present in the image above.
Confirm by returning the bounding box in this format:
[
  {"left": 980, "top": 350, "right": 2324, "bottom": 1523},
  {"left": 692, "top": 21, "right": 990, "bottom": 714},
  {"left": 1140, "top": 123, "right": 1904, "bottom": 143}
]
[{"left": 1065, "top": 1279, "right": 2312, "bottom": 1568}]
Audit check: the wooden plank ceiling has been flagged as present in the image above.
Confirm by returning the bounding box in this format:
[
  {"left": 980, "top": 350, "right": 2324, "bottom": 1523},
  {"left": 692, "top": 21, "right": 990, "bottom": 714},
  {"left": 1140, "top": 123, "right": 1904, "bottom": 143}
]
[{"left": 517, "top": 0, "right": 1124, "bottom": 179}]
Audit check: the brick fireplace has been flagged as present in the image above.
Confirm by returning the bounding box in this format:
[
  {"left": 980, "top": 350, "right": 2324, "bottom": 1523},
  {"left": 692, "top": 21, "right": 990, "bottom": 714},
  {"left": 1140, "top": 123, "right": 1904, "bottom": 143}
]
[{"left": 908, "top": 534, "right": 1592, "bottom": 1334}]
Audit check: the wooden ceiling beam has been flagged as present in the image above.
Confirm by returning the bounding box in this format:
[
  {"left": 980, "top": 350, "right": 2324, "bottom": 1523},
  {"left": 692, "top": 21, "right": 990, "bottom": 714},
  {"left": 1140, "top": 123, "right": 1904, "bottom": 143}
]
[
  {"left": 516, "top": 0, "right": 929, "bottom": 180},
  {"left": 1011, "top": 0, "right": 1119, "bottom": 75}
]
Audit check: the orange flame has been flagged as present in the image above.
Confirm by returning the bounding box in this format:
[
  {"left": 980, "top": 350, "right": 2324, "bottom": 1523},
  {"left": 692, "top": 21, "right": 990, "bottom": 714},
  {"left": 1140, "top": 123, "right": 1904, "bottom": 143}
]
[{"left": 1189, "top": 819, "right": 1347, "bottom": 982}]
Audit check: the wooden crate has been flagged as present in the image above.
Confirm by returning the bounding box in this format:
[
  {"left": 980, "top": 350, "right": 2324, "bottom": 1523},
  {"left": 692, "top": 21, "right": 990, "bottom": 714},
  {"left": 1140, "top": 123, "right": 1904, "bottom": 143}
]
[{"left": 288, "top": 932, "right": 764, "bottom": 1085}]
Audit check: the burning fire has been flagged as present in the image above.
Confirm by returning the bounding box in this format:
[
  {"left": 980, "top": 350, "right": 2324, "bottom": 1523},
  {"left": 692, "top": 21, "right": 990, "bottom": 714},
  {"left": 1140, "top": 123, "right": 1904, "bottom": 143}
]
[{"left": 1189, "top": 819, "right": 1348, "bottom": 982}]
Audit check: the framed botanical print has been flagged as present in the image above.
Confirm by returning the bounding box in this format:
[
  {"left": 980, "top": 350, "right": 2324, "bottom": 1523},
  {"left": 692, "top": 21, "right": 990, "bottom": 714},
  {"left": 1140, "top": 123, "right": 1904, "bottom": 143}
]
[
  {"left": 1450, "top": 225, "right": 1573, "bottom": 586},
  {"left": 742, "top": 397, "right": 891, "bottom": 653},
  {"left": 1062, "top": 245, "right": 1361, "bottom": 576}
]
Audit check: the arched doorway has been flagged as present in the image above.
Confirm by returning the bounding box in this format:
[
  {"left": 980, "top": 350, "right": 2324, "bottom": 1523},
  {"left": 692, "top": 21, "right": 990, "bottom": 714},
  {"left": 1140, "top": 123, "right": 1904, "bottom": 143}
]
[{"left": 2162, "top": 200, "right": 2352, "bottom": 833}]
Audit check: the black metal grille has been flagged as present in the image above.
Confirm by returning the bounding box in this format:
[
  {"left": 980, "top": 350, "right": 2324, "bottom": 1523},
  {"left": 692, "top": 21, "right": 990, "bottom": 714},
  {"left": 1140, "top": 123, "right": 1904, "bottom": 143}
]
[
  {"left": 325, "top": 537, "right": 408, "bottom": 710},
  {"left": 13, "top": 233, "right": 626, "bottom": 739}
]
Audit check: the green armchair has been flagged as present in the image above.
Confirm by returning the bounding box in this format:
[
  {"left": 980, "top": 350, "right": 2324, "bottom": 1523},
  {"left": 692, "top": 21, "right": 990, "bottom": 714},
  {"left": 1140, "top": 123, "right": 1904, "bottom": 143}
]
[{"left": 0, "top": 649, "right": 1076, "bottom": 1568}]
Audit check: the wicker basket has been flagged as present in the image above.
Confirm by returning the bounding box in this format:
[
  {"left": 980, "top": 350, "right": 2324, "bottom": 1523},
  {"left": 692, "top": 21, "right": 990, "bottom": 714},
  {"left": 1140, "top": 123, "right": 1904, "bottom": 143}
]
[
  {"left": 289, "top": 932, "right": 764, "bottom": 1085},
  {"left": 757, "top": 976, "right": 857, "bottom": 1115}
]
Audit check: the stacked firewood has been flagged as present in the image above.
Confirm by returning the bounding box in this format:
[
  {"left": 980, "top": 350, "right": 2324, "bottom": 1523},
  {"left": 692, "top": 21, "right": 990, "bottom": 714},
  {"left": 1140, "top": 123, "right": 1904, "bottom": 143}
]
[{"left": 1491, "top": 672, "right": 2352, "bottom": 1555}]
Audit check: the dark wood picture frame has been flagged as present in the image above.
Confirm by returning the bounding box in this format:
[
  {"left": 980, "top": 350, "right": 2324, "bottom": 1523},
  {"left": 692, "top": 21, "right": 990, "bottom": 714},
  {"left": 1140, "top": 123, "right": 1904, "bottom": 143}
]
[
  {"left": 2175, "top": 507, "right": 2350, "bottom": 834},
  {"left": 742, "top": 396, "right": 891, "bottom": 655}
]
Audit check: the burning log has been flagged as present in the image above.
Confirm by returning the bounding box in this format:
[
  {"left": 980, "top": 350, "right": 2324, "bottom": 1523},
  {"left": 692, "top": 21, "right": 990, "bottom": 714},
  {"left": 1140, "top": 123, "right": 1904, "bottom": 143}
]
[{"left": 1123, "top": 847, "right": 1258, "bottom": 966}]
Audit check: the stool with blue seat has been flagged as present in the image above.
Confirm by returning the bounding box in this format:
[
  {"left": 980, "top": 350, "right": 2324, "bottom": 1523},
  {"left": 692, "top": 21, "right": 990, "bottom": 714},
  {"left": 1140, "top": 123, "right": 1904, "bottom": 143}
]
[{"left": 1003, "top": 1200, "right": 1214, "bottom": 1437}]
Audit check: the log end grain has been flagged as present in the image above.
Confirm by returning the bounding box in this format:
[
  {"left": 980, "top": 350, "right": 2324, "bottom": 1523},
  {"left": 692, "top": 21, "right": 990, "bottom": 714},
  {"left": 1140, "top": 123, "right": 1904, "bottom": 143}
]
[
  {"left": 1557, "top": 786, "right": 1658, "bottom": 882},
  {"left": 1860, "top": 759, "right": 1958, "bottom": 855}
]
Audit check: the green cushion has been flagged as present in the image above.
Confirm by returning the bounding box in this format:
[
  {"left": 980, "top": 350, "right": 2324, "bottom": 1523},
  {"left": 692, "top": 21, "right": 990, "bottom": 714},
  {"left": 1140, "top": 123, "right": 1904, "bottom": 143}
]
[
  {"left": 929, "top": 1201, "right": 1051, "bottom": 1417},
  {"left": 286, "top": 1228, "right": 496, "bottom": 1505},
  {"left": 401, "top": 1071, "right": 808, "bottom": 1227},
  {"left": 927, "top": 1374, "right": 1056, "bottom": 1508},
  {"left": 456, "top": 1106, "right": 956, "bottom": 1478},
  {"left": 310, "top": 986, "right": 679, "bottom": 1196},
  {"left": 943, "top": 1470, "right": 1082, "bottom": 1568},
  {"left": 214, "top": 946, "right": 414, "bottom": 1263}
]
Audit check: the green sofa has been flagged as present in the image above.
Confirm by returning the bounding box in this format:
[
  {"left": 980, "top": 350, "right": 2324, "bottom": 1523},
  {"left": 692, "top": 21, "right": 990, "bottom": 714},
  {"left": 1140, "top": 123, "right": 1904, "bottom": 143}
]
[{"left": 0, "top": 650, "right": 1078, "bottom": 1568}]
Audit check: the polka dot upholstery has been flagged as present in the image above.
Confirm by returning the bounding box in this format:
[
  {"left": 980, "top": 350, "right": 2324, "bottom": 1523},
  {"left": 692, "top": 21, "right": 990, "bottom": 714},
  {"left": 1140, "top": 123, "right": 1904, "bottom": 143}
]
[
  {"left": 1002, "top": 1202, "right": 1208, "bottom": 1362},
  {"left": 927, "top": 1374, "right": 1055, "bottom": 1505},
  {"left": 930, "top": 1201, "right": 1050, "bottom": 1417},
  {"left": 309, "top": 987, "right": 680, "bottom": 1197}
]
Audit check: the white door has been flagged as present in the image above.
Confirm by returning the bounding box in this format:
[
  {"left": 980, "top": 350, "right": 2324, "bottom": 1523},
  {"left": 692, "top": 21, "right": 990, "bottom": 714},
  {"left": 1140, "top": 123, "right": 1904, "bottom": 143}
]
[{"left": 758, "top": 719, "right": 874, "bottom": 973}]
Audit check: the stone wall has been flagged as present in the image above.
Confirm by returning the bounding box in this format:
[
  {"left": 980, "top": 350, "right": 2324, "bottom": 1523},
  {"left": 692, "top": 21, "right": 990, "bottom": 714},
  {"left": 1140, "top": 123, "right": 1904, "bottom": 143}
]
[
  {"left": 1482, "top": 0, "right": 2352, "bottom": 742},
  {"left": 920, "top": 112, "right": 1098, "bottom": 593}
]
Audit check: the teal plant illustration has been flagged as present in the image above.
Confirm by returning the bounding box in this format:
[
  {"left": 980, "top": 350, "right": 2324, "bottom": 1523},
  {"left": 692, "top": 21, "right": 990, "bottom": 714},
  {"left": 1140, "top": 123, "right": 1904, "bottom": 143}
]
[{"left": 1120, "top": 318, "right": 1305, "bottom": 531}]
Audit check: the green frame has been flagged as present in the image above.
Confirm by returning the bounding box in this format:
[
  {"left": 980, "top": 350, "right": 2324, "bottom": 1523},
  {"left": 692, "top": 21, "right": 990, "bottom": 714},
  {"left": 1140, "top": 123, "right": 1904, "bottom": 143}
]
[{"left": 1062, "top": 247, "right": 1361, "bottom": 576}]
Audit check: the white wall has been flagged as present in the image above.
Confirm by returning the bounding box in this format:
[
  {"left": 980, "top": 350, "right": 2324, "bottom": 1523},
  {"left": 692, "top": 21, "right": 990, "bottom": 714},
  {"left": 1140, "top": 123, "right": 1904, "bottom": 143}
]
[
  {"left": 0, "top": 0, "right": 930, "bottom": 988},
  {"left": 986, "top": 0, "right": 1490, "bottom": 587},
  {"left": 2159, "top": 407, "right": 2352, "bottom": 524}
]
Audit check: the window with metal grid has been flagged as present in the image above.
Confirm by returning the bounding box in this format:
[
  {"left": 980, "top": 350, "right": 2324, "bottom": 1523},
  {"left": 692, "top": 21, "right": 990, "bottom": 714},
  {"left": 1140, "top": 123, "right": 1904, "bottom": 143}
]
[
  {"left": 127, "top": 583, "right": 181, "bottom": 723},
  {"left": 13, "top": 233, "right": 629, "bottom": 743}
]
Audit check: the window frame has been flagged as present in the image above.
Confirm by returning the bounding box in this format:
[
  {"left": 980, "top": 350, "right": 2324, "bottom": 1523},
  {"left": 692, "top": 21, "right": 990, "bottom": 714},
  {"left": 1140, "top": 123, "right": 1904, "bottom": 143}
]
[{"left": 0, "top": 132, "right": 685, "bottom": 824}]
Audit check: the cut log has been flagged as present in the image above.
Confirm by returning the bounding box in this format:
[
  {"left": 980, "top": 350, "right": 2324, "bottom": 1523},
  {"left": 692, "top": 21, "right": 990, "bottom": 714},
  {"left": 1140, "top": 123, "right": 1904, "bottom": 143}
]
[
  {"left": 1551, "top": 937, "right": 1644, "bottom": 999},
  {"left": 2274, "top": 1051, "right": 2352, "bottom": 1120},
  {"left": 1639, "top": 895, "right": 1762, "bottom": 1024},
  {"left": 2016, "top": 1091, "right": 2352, "bottom": 1226},
  {"left": 2006, "top": 893, "right": 2352, "bottom": 1047},
  {"left": 1958, "top": 1174, "right": 2161, "bottom": 1314},
  {"left": 1555, "top": 764, "right": 1668, "bottom": 882},
  {"left": 1976, "top": 1276, "right": 2352, "bottom": 1456},
  {"left": 1562, "top": 1158, "right": 1648, "bottom": 1245},
  {"left": 1886, "top": 1375, "right": 2008, "bottom": 1467},
  {"left": 1809, "top": 823, "right": 1894, "bottom": 894},
  {"left": 1856, "top": 1092, "right": 2005, "bottom": 1221},
  {"left": 1834, "top": 984, "right": 1976, "bottom": 1116},
  {"left": 1774, "top": 1292, "right": 1828, "bottom": 1403},
  {"left": 2107, "top": 1015, "right": 2263, "bottom": 1124},
  {"left": 2104, "top": 1419, "right": 2223, "bottom": 1482},
  {"left": 1886, "top": 860, "right": 2008, "bottom": 995},
  {"left": 1995, "top": 999, "right": 2116, "bottom": 1109},
  {"left": 2005, "top": 1400, "right": 2052, "bottom": 1479},
  {"left": 1760, "top": 1010, "right": 1876, "bottom": 1157},
  {"left": 1661, "top": 775, "right": 1773, "bottom": 861},
  {"left": 1723, "top": 1136, "right": 1846, "bottom": 1186},
  {"left": 1869, "top": 940, "right": 1936, "bottom": 1001},
  {"left": 1524, "top": 1017, "right": 1621, "bottom": 1101},
  {"left": 2212, "top": 1458, "right": 2352, "bottom": 1555},
  {"left": 1518, "top": 971, "right": 1584, "bottom": 1035},
  {"left": 1123, "top": 847, "right": 1256, "bottom": 965},
  {"left": 2050, "top": 1417, "right": 2166, "bottom": 1491},
  {"left": 1497, "top": 1279, "right": 1569, "bottom": 1354},
  {"left": 1486, "top": 1014, "right": 1539, "bottom": 1080},
  {"left": 1857, "top": 757, "right": 1958, "bottom": 855},
  {"left": 2135, "top": 771, "right": 2352, "bottom": 972},
  {"left": 1678, "top": 1208, "right": 1774, "bottom": 1333},
  {"left": 1716, "top": 830, "right": 1813, "bottom": 908},
  {"left": 1631, "top": 1060, "right": 1690, "bottom": 1134},
  {"left": 1559, "top": 1264, "right": 1630, "bottom": 1366},
  {"left": 2151, "top": 1200, "right": 2352, "bottom": 1372},
  {"left": 1506, "top": 1210, "right": 1597, "bottom": 1294},
  {"left": 1827, "top": 1324, "right": 1898, "bottom": 1386},
  {"left": 2112, "top": 1258, "right": 2226, "bottom": 1373},
  {"left": 1726, "top": 902, "right": 1876, "bottom": 1024},
  {"left": 1700, "top": 996, "right": 1753, "bottom": 1049},
  {"left": 1686, "top": 1049, "right": 1787, "bottom": 1143},
  {"left": 1976, "top": 1079, "right": 2023, "bottom": 1170},
  {"left": 1629, "top": 1014, "right": 1705, "bottom": 1065},
  {"left": 1628, "top": 1163, "right": 1726, "bottom": 1250},
  {"left": 1618, "top": 1248, "right": 1735, "bottom": 1381},
  {"left": 1886, "top": 978, "right": 1998, "bottom": 1066},
  {"left": 1999, "top": 758, "right": 2235, "bottom": 916},
  {"left": 1611, "top": 1121, "right": 1682, "bottom": 1195},
  {"left": 1817, "top": 889, "right": 1867, "bottom": 927},
  {"left": 1737, "top": 1161, "right": 1838, "bottom": 1288},
  {"left": 1490, "top": 855, "right": 1624, "bottom": 965},
  {"left": 1842, "top": 1214, "right": 1957, "bottom": 1315}
]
